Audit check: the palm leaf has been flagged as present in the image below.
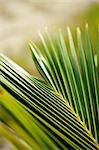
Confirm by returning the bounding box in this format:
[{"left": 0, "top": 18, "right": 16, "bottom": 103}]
[
  {"left": 0, "top": 25, "right": 99, "bottom": 149},
  {"left": 30, "top": 25, "right": 99, "bottom": 143}
]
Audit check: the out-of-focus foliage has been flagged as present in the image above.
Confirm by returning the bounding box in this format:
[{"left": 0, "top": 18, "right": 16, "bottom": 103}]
[{"left": 71, "top": 4, "right": 99, "bottom": 53}]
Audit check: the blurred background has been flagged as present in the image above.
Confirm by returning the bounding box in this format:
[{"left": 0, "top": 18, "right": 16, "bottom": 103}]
[{"left": 0, "top": 0, "right": 99, "bottom": 149}]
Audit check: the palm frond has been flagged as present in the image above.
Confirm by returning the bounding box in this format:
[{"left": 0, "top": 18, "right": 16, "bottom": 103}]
[
  {"left": 0, "top": 25, "right": 99, "bottom": 149},
  {"left": 30, "top": 25, "right": 99, "bottom": 143}
]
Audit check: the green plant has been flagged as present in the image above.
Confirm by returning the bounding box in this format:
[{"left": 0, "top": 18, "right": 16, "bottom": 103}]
[{"left": 0, "top": 25, "right": 99, "bottom": 150}]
